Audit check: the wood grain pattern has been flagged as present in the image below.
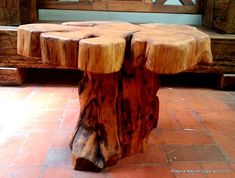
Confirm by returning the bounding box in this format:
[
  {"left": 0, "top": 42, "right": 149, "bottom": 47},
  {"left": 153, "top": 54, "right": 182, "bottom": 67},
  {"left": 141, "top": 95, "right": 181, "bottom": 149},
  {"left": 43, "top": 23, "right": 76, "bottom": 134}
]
[
  {"left": 0, "top": 28, "right": 17, "bottom": 55},
  {"left": 211, "top": 39, "right": 235, "bottom": 61},
  {"left": 30, "top": 0, "right": 38, "bottom": 22},
  {"left": 213, "top": 0, "right": 235, "bottom": 33},
  {"left": 0, "top": 55, "right": 77, "bottom": 69},
  {"left": 40, "top": 31, "right": 91, "bottom": 67},
  {"left": 17, "top": 23, "right": 81, "bottom": 57},
  {"left": 134, "top": 24, "right": 212, "bottom": 73},
  {"left": 0, "top": 0, "right": 37, "bottom": 25},
  {"left": 202, "top": 0, "right": 235, "bottom": 34},
  {"left": 202, "top": 0, "right": 215, "bottom": 28},
  {"left": 0, "top": 7, "right": 19, "bottom": 24},
  {"left": 0, "top": 67, "right": 26, "bottom": 85},
  {"left": 2, "top": 24, "right": 234, "bottom": 74},
  {"left": 17, "top": 22, "right": 212, "bottom": 74},
  {"left": 71, "top": 68, "right": 159, "bottom": 171},
  {"left": 16, "top": 21, "right": 213, "bottom": 171}
]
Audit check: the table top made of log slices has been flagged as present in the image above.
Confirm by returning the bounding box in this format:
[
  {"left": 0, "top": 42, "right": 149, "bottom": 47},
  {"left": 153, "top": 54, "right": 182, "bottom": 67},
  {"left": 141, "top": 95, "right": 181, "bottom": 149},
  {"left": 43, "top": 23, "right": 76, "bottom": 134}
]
[{"left": 17, "top": 21, "right": 212, "bottom": 74}]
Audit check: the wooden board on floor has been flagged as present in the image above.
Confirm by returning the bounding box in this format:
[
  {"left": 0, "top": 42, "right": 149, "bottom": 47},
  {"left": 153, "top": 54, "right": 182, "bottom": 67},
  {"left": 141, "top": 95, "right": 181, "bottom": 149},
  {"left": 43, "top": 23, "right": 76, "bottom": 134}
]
[
  {"left": 0, "top": 67, "right": 26, "bottom": 85},
  {"left": 219, "top": 73, "right": 235, "bottom": 89}
]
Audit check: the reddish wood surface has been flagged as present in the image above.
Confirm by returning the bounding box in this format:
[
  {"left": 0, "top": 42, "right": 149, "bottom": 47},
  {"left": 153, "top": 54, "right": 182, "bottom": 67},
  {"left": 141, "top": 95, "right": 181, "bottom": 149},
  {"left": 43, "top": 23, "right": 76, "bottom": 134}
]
[
  {"left": 70, "top": 68, "right": 159, "bottom": 171},
  {"left": 17, "top": 21, "right": 212, "bottom": 171}
]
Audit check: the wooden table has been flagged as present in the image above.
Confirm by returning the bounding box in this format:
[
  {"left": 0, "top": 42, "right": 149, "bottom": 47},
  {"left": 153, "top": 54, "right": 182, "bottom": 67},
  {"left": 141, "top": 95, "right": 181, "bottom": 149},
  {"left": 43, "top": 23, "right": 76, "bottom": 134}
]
[{"left": 17, "top": 21, "right": 212, "bottom": 172}]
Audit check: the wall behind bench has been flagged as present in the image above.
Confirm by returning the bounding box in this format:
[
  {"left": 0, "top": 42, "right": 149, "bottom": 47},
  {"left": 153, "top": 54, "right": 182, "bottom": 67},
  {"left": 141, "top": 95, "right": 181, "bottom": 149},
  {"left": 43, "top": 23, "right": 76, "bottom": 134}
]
[
  {"left": 39, "top": 9, "right": 202, "bottom": 25},
  {"left": 39, "top": 0, "right": 201, "bottom": 25}
]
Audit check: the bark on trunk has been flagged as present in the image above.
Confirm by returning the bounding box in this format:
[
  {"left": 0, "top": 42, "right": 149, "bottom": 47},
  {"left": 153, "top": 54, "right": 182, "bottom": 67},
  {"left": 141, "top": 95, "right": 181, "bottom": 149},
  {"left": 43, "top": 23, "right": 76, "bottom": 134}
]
[{"left": 70, "top": 67, "right": 159, "bottom": 171}]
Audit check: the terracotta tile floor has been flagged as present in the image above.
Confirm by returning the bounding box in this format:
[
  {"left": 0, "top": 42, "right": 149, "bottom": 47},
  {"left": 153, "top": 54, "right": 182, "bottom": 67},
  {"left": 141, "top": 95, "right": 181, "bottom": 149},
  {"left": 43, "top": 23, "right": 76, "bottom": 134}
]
[{"left": 0, "top": 71, "right": 235, "bottom": 178}]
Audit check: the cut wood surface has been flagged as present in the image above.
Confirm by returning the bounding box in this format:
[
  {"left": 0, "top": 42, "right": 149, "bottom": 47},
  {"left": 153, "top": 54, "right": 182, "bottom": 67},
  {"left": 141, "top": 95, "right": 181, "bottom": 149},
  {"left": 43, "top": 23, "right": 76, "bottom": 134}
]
[
  {"left": 2, "top": 25, "right": 233, "bottom": 74},
  {"left": 17, "top": 21, "right": 212, "bottom": 74},
  {"left": 17, "top": 23, "right": 81, "bottom": 58},
  {"left": 137, "top": 24, "right": 212, "bottom": 73}
]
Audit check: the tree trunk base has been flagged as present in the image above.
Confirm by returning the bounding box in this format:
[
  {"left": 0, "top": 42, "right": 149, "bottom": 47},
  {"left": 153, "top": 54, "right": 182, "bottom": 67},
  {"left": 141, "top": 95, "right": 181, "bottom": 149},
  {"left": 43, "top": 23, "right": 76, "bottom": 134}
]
[{"left": 70, "top": 68, "right": 159, "bottom": 172}]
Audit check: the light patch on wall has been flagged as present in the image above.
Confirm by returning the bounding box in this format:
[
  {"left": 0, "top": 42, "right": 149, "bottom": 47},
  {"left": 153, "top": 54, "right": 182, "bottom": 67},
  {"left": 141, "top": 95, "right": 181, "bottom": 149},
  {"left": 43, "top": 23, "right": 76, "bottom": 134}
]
[{"left": 39, "top": 9, "right": 202, "bottom": 25}]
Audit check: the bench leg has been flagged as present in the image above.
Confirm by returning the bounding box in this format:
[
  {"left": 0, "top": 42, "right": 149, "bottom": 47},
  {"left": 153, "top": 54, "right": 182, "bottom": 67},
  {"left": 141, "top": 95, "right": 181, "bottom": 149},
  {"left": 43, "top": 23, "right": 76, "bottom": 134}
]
[
  {"left": 70, "top": 68, "right": 159, "bottom": 172},
  {"left": 0, "top": 67, "right": 27, "bottom": 85}
]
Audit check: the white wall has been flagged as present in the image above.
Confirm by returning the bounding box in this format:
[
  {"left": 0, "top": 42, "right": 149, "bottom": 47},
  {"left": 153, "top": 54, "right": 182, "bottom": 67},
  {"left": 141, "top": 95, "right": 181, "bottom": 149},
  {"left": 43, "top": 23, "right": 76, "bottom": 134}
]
[{"left": 39, "top": 0, "right": 201, "bottom": 25}]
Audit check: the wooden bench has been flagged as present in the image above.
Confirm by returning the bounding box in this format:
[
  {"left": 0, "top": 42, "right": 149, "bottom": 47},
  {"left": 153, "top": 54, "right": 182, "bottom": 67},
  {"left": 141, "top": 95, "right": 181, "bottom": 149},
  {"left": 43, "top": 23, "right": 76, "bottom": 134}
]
[{"left": 0, "top": 0, "right": 235, "bottom": 87}]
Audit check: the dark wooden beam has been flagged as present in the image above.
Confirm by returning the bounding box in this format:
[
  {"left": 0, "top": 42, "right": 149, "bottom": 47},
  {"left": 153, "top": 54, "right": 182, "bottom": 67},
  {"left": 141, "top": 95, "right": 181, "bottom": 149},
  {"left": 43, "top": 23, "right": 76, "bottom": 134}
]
[
  {"left": 202, "top": 0, "right": 215, "bottom": 28},
  {"left": 155, "top": 0, "right": 167, "bottom": 5},
  {"left": 0, "top": 0, "right": 38, "bottom": 25},
  {"left": 213, "top": 0, "right": 235, "bottom": 33},
  {"left": 0, "top": 27, "right": 17, "bottom": 55}
]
